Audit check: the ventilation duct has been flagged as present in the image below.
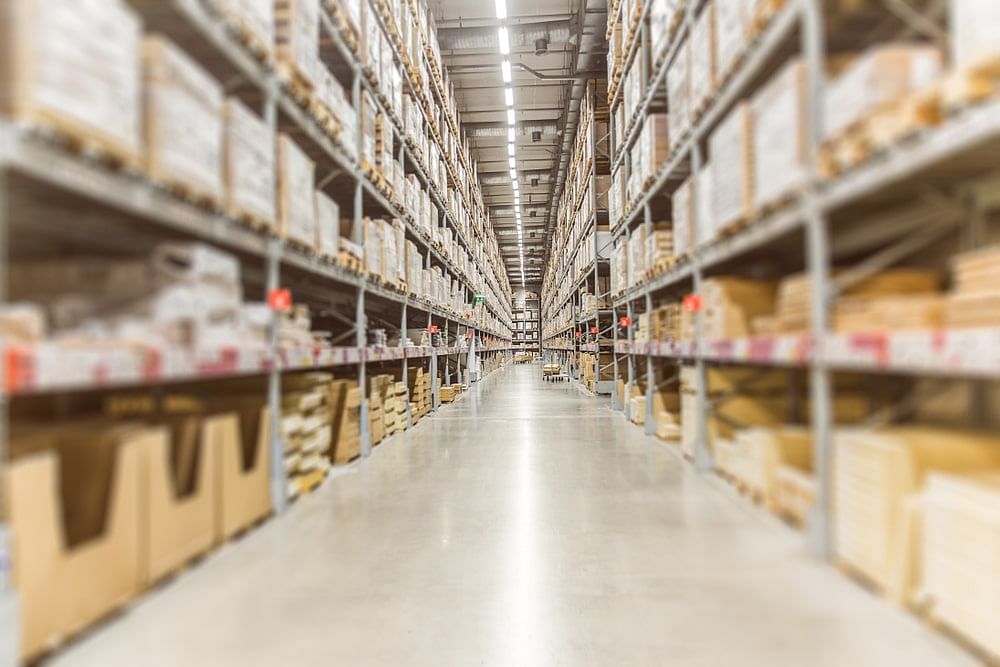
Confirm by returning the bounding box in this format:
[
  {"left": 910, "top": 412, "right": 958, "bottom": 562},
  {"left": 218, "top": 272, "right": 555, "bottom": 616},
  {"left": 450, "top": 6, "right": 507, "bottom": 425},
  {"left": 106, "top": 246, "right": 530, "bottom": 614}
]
[
  {"left": 437, "top": 21, "right": 573, "bottom": 52},
  {"left": 467, "top": 123, "right": 559, "bottom": 138}
]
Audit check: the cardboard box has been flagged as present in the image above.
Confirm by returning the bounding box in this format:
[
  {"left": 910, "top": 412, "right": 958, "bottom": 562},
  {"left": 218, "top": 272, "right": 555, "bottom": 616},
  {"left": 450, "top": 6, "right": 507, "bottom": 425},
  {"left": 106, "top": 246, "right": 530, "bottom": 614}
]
[
  {"left": 751, "top": 60, "right": 807, "bottom": 210},
  {"left": 715, "top": 0, "right": 749, "bottom": 79},
  {"left": 142, "top": 416, "right": 217, "bottom": 586},
  {"left": 667, "top": 38, "right": 691, "bottom": 148},
  {"left": 8, "top": 423, "right": 153, "bottom": 660},
  {"left": 223, "top": 98, "right": 276, "bottom": 229},
  {"left": 0, "top": 0, "right": 142, "bottom": 167},
  {"left": 690, "top": 2, "right": 717, "bottom": 111},
  {"left": 315, "top": 190, "right": 340, "bottom": 258},
  {"left": 673, "top": 176, "right": 693, "bottom": 258},
  {"left": 205, "top": 405, "right": 272, "bottom": 541},
  {"left": 708, "top": 103, "right": 753, "bottom": 234},
  {"left": 143, "top": 35, "right": 224, "bottom": 202},
  {"left": 277, "top": 134, "right": 316, "bottom": 246}
]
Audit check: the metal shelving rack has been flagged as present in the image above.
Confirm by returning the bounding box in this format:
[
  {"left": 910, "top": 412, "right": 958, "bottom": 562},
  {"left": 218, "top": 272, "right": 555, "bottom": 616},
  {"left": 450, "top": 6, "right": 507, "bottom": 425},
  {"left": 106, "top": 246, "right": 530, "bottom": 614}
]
[
  {"left": 541, "top": 81, "right": 613, "bottom": 386},
  {"left": 512, "top": 292, "right": 540, "bottom": 353},
  {"left": 0, "top": 0, "right": 518, "bottom": 655},
  {"left": 605, "top": 0, "right": 1000, "bottom": 560}
]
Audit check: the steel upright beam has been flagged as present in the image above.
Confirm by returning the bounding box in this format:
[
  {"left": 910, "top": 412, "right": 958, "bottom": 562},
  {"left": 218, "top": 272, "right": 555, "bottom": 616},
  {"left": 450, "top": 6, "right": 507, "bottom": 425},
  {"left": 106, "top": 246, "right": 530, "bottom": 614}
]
[
  {"left": 690, "top": 136, "right": 713, "bottom": 473},
  {"left": 612, "top": 305, "right": 623, "bottom": 411},
  {"left": 626, "top": 300, "right": 635, "bottom": 420},
  {"left": 265, "top": 241, "right": 287, "bottom": 511},
  {"left": 802, "top": 0, "right": 833, "bottom": 558},
  {"left": 643, "top": 202, "right": 656, "bottom": 434}
]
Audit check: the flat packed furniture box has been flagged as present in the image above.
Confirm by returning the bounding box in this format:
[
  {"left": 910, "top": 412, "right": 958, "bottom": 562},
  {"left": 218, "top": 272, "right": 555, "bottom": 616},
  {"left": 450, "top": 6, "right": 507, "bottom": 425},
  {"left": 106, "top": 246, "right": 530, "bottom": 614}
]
[
  {"left": 734, "top": 426, "right": 811, "bottom": 509},
  {"left": 8, "top": 423, "right": 154, "bottom": 660},
  {"left": 921, "top": 472, "right": 1000, "bottom": 661},
  {"left": 142, "top": 415, "right": 218, "bottom": 586},
  {"left": 833, "top": 426, "right": 1000, "bottom": 605},
  {"left": 143, "top": 35, "right": 224, "bottom": 203},
  {"left": 205, "top": 404, "right": 272, "bottom": 541},
  {"left": 751, "top": 59, "right": 807, "bottom": 211},
  {"left": 274, "top": 0, "right": 322, "bottom": 89},
  {"left": 0, "top": 0, "right": 143, "bottom": 168}
]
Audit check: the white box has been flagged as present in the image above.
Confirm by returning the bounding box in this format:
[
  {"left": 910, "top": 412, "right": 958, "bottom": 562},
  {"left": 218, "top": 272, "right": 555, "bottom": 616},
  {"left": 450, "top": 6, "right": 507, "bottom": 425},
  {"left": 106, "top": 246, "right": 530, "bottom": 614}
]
[
  {"left": 709, "top": 103, "right": 753, "bottom": 233},
  {"left": 667, "top": 38, "right": 691, "bottom": 148},
  {"left": 751, "top": 60, "right": 807, "bottom": 210},
  {"left": 223, "top": 99, "right": 275, "bottom": 228},
  {"left": 950, "top": 0, "right": 1000, "bottom": 69},
  {"left": 315, "top": 190, "right": 339, "bottom": 258},
  {"left": 277, "top": 134, "right": 316, "bottom": 246},
  {"left": 690, "top": 2, "right": 717, "bottom": 112}
]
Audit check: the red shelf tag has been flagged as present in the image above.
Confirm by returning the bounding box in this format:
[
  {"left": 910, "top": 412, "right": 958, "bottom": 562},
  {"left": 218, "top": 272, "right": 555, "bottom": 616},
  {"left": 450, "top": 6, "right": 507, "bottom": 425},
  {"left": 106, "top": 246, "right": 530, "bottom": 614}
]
[
  {"left": 428, "top": 325, "right": 439, "bottom": 334},
  {"left": 683, "top": 294, "right": 702, "bottom": 313},
  {"left": 589, "top": 326, "right": 598, "bottom": 334},
  {"left": 619, "top": 316, "right": 632, "bottom": 328},
  {"left": 268, "top": 288, "right": 292, "bottom": 312}
]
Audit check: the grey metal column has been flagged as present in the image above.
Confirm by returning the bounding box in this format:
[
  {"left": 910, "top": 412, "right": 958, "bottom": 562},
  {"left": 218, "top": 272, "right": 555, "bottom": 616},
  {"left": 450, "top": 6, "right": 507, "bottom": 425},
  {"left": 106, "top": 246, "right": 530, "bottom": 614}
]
[
  {"left": 626, "top": 299, "right": 635, "bottom": 420},
  {"left": 612, "top": 305, "right": 623, "bottom": 411},
  {"left": 402, "top": 300, "right": 412, "bottom": 429},
  {"left": 802, "top": 0, "right": 833, "bottom": 558},
  {"left": 0, "top": 171, "right": 18, "bottom": 664},
  {"left": 266, "top": 241, "right": 287, "bottom": 511},
  {"left": 643, "top": 202, "right": 656, "bottom": 434},
  {"left": 690, "top": 135, "right": 712, "bottom": 473}
]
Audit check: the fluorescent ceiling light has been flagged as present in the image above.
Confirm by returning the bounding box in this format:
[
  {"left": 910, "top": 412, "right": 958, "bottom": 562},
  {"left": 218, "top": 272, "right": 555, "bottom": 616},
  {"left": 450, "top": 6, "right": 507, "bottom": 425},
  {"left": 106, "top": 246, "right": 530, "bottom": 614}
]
[
  {"left": 504, "top": 87, "right": 514, "bottom": 107},
  {"left": 508, "top": 127, "right": 515, "bottom": 142},
  {"left": 501, "top": 60, "right": 512, "bottom": 83},
  {"left": 510, "top": 168, "right": 517, "bottom": 178},
  {"left": 507, "top": 142, "right": 515, "bottom": 156},
  {"left": 508, "top": 157, "right": 516, "bottom": 168},
  {"left": 507, "top": 108, "right": 516, "bottom": 125},
  {"left": 498, "top": 27, "right": 509, "bottom": 54},
  {"left": 512, "top": 181, "right": 519, "bottom": 191},
  {"left": 495, "top": 0, "right": 506, "bottom": 19}
]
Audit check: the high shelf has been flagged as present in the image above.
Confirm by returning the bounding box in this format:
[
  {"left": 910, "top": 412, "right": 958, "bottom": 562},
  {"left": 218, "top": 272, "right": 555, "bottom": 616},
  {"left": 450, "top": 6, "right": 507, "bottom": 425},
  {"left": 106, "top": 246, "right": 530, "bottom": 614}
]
[{"left": 0, "top": 0, "right": 516, "bottom": 661}]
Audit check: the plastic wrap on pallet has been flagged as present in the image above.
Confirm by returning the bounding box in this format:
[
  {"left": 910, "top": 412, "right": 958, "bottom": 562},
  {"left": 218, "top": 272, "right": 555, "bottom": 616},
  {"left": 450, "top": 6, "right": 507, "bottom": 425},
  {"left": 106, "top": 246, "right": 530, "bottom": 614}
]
[
  {"left": 362, "top": 0, "right": 381, "bottom": 79},
  {"left": 143, "top": 35, "right": 224, "bottom": 202},
  {"left": 667, "top": 37, "right": 691, "bottom": 148},
  {"left": 275, "top": 0, "right": 321, "bottom": 89},
  {"left": 277, "top": 134, "right": 316, "bottom": 246},
  {"left": 360, "top": 90, "right": 377, "bottom": 167},
  {"left": 363, "top": 217, "right": 383, "bottom": 277},
  {"left": 627, "top": 227, "right": 646, "bottom": 289},
  {"left": 715, "top": 0, "right": 749, "bottom": 79},
  {"left": 708, "top": 103, "right": 753, "bottom": 237},
  {"left": 650, "top": 0, "right": 682, "bottom": 62},
  {"left": 381, "top": 219, "right": 399, "bottom": 284},
  {"left": 751, "top": 59, "right": 807, "bottom": 211},
  {"left": 696, "top": 163, "right": 713, "bottom": 248},
  {"left": 223, "top": 98, "right": 276, "bottom": 229},
  {"left": 950, "top": 0, "right": 1000, "bottom": 69},
  {"left": 823, "top": 44, "right": 942, "bottom": 141},
  {"left": 214, "top": 0, "right": 274, "bottom": 57},
  {"left": 0, "top": 0, "right": 142, "bottom": 166},
  {"left": 690, "top": 2, "right": 717, "bottom": 113},
  {"left": 673, "top": 176, "right": 693, "bottom": 259},
  {"left": 315, "top": 190, "right": 339, "bottom": 258}
]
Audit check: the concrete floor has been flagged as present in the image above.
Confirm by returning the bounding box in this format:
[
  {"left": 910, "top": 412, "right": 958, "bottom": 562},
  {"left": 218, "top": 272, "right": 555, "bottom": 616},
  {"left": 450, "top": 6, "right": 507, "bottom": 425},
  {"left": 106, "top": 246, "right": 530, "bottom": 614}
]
[{"left": 52, "top": 364, "right": 977, "bottom": 666}]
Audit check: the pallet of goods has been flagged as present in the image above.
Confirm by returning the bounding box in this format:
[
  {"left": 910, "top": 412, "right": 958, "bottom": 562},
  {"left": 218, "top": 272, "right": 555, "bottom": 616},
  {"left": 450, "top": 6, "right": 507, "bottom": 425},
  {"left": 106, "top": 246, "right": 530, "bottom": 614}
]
[
  {"left": 0, "top": 0, "right": 143, "bottom": 169},
  {"left": 920, "top": 472, "right": 1000, "bottom": 662},
  {"left": 329, "top": 380, "right": 362, "bottom": 464},
  {"left": 833, "top": 426, "right": 1000, "bottom": 605},
  {"left": 281, "top": 372, "right": 334, "bottom": 499}
]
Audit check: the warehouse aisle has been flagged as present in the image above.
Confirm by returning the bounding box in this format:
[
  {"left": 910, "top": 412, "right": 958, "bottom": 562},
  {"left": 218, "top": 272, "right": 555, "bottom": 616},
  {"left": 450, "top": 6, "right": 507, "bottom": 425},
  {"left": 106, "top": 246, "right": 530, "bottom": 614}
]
[{"left": 52, "top": 364, "right": 974, "bottom": 667}]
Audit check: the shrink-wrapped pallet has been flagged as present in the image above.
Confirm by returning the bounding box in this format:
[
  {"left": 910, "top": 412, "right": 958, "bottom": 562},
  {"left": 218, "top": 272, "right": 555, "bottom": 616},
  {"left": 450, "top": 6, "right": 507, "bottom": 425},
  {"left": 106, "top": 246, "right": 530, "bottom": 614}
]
[
  {"left": 834, "top": 427, "right": 1000, "bottom": 604},
  {"left": 715, "top": 0, "right": 749, "bottom": 80},
  {"left": 667, "top": 39, "right": 691, "bottom": 148},
  {"left": 751, "top": 60, "right": 807, "bottom": 211},
  {"left": 627, "top": 227, "right": 647, "bottom": 288},
  {"left": 645, "top": 228, "right": 674, "bottom": 271},
  {"left": 381, "top": 219, "right": 398, "bottom": 284},
  {"left": 673, "top": 176, "right": 693, "bottom": 258},
  {"left": 143, "top": 36, "right": 224, "bottom": 203},
  {"left": 0, "top": 0, "right": 142, "bottom": 167},
  {"left": 921, "top": 472, "right": 1000, "bottom": 660},
  {"left": 223, "top": 98, "right": 276, "bottom": 229},
  {"left": 363, "top": 217, "right": 383, "bottom": 278},
  {"left": 314, "top": 190, "right": 340, "bottom": 258},
  {"left": 950, "top": 0, "right": 1000, "bottom": 69},
  {"left": 696, "top": 164, "right": 713, "bottom": 248},
  {"left": 690, "top": 2, "right": 717, "bottom": 113},
  {"left": 650, "top": 0, "right": 682, "bottom": 61},
  {"left": 274, "top": 0, "right": 321, "bottom": 89},
  {"left": 277, "top": 134, "right": 316, "bottom": 247},
  {"left": 709, "top": 103, "right": 753, "bottom": 235},
  {"left": 212, "top": 0, "right": 274, "bottom": 59},
  {"left": 406, "top": 241, "right": 422, "bottom": 295},
  {"left": 611, "top": 238, "right": 628, "bottom": 296},
  {"left": 639, "top": 113, "right": 670, "bottom": 184},
  {"left": 360, "top": 91, "right": 378, "bottom": 169},
  {"left": 824, "top": 44, "right": 942, "bottom": 140}
]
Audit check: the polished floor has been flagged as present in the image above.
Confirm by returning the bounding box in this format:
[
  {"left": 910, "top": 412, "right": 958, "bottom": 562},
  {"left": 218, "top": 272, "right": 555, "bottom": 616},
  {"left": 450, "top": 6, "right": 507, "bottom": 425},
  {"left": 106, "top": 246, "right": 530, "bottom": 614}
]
[{"left": 53, "top": 364, "right": 976, "bottom": 666}]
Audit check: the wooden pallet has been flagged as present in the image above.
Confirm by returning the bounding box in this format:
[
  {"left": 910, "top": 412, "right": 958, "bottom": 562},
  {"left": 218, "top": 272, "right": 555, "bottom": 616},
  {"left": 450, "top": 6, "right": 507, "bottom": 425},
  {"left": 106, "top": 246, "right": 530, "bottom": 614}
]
[
  {"left": 308, "top": 99, "right": 343, "bottom": 140},
  {"left": 283, "top": 235, "right": 316, "bottom": 255},
  {"left": 217, "top": 8, "right": 274, "bottom": 66},
  {"left": 230, "top": 207, "right": 276, "bottom": 235},
  {"left": 155, "top": 177, "right": 222, "bottom": 213},
  {"left": 323, "top": 0, "right": 360, "bottom": 56},
  {"left": 20, "top": 112, "right": 142, "bottom": 173},
  {"left": 276, "top": 62, "right": 314, "bottom": 108},
  {"left": 941, "top": 56, "right": 1000, "bottom": 114},
  {"left": 337, "top": 251, "right": 363, "bottom": 274}
]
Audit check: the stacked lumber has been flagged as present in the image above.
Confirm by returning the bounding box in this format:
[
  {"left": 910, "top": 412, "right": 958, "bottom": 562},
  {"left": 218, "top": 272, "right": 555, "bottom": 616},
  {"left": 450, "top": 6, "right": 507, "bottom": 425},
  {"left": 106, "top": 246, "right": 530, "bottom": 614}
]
[
  {"left": 731, "top": 427, "right": 812, "bottom": 508},
  {"left": 383, "top": 381, "right": 408, "bottom": 435},
  {"left": 329, "top": 381, "right": 361, "bottom": 464},
  {"left": 834, "top": 293, "right": 945, "bottom": 332},
  {"left": 407, "top": 367, "right": 432, "bottom": 418},
  {"left": 702, "top": 278, "right": 777, "bottom": 339},
  {"left": 776, "top": 269, "right": 940, "bottom": 333},
  {"left": 833, "top": 426, "right": 1000, "bottom": 605},
  {"left": 281, "top": 372, "right": 333, "bottom": 498},
  {"left": 439, "top": 384, "right": 462, "bottom": 403},
  {"left": 946, "top": 246, "right": 1000, "bottom": 328},
  {"left": 920, "top": 472, "right": 1000, "bottom": 661}
]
